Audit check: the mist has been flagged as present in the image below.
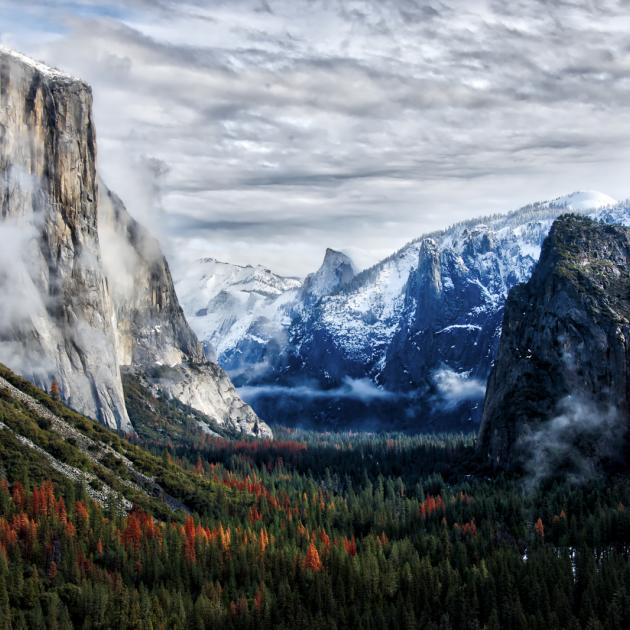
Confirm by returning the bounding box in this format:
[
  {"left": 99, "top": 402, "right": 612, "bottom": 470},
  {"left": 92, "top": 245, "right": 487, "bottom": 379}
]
[
  {"left": 0, "top": 157, "right": 54, "bottom": 380},
  {"left": 431, "top": 367, "right": 486, "bottom": 411},
  {"left": 519, "top": 394, "right": 625, "bottom": 490},
  {"left": 238, "top": 377, "right": 399, "bottom": 404}
]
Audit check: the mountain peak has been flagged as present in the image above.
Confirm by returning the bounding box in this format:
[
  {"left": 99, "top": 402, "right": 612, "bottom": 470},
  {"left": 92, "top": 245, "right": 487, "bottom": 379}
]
[
  {"left": 303, "top": 248, "right": 356, "bottom": 299},
  {"left": 545, "top": 190, "right": 617, "bottom": 211},
  {"left": 323, "top": 247, "right": 354, "bottom": 265}
]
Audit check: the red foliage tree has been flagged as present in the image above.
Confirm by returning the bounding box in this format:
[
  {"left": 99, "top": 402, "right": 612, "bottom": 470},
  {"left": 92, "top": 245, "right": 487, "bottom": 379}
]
[{"left": 343, "top": 536, "right": 357, "bottom": 557}]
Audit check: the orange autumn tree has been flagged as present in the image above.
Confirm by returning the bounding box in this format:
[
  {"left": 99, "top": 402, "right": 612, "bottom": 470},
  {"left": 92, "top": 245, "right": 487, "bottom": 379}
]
[
  {"left": 50, "top": 379, "right": 61, "bottom": 401},
  {"left": 304, "top": 542, "right": 322, "bottom": 572}
]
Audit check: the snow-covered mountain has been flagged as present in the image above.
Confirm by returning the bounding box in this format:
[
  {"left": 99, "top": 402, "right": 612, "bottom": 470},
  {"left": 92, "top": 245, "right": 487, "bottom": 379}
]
[
  {"left": 175, "top": 248, "right": 356, "bottom": 375},
  {"left": 178, "top": 192, "right": 627, "bottom": 430},
  {"left": 176, "top": 258, "right": 301, "bottom": 362}
]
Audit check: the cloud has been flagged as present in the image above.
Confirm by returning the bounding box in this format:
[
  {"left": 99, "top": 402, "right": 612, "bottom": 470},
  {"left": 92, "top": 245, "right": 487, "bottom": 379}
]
[
  {"left": 238, "top": 376, "right": 398, "bottom": 402},
  {"left": 431, "top": 367, "right": 486, "bottom": 411},
  {"left": 2, "top": 0, "right": 630, "bottom": 275}
]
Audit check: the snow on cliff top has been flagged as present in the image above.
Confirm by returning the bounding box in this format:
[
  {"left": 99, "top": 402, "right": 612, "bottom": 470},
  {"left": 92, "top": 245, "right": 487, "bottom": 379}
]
[{"left": 0, "top": 46, "right": 82, "bottom": 84}]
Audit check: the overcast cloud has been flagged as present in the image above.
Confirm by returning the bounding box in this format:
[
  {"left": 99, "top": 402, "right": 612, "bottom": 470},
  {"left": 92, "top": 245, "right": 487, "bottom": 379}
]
[{"left": 2, "top": 0, "right": 630, "bottom": 275}]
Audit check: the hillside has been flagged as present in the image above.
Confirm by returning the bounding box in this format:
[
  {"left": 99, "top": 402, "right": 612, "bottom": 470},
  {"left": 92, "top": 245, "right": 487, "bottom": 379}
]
[{"left": 0, "top": 363, "right": 249, "bottom": 520}]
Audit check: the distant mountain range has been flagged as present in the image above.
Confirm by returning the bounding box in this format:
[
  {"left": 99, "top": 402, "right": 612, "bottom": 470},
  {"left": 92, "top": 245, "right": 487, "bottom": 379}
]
[{"left": 176, "top": 191, "right": 629, "bottom": 431}]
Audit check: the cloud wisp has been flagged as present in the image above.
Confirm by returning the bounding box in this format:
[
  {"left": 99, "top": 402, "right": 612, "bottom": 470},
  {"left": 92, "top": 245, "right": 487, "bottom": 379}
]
[
  {"left": 518, "top": 394, "right": 625, "bottom": 490},
  {"left": 431, "top": 367, "right": 486, "bottom": 411}
]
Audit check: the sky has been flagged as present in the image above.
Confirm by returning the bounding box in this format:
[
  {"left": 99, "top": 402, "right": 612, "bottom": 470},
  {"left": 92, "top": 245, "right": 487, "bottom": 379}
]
[{"left": 1, "top": 0, "right": 630, "bottom": 276}]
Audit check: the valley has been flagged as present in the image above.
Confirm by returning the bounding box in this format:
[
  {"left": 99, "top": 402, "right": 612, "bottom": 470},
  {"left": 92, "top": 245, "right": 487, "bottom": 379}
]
[
  {"left": 1, "top": 364, "right": 630, "bottom": 629},
  {"left": 1, "top": 12, "right": 630, "bottom": 629}
]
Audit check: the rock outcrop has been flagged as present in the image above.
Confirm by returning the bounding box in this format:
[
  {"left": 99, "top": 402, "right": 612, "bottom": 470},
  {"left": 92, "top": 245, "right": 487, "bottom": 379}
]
[
  {"left": 98, "top": 184, "right": 202, "bottom": 368},
  {"left": 99, "top": 185, "right": 270, "bottom": 437},
  {"left": 479, "top": 215, "right": 630, "bottom": 469},
  {"left": 0, "top": 47, "right": 270, "bottom": 438},
  {"left": 301, "top": 248, "right": 356, "bottom": 301},
  {"left": 0, "top": 47, "right": 131, "bottom": 431}
]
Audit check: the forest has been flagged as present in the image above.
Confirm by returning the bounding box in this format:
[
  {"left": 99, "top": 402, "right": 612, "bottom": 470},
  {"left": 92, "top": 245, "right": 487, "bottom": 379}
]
[{"left": 1, "top": 389, "right": 630, "bottom": 630}]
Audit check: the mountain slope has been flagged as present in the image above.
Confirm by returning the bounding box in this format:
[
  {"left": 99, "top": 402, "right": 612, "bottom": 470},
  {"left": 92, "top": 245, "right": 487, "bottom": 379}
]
[
  {"left": 0, "top": 362, "right": 239, "bottom": 519},
  {"left": 479, "top": 215, "right": 630, "bottom": 471}
]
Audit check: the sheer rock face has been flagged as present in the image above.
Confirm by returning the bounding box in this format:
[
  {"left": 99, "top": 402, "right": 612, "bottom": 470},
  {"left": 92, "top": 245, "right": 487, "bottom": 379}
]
[
  {"left": 479, "top": 215, "right": 630, "bottom": 469},
  {"left": 382, "top": 236, "right": 502, "bottom": 393},
  {"left": 0, "top": 48, "right": 131, "bottom": 431},
  {"left": 98, "top": 186, "right": 202, "bottom": 368},
  {"left": 0, "top": 48, "right": 270, "bottom": 438},
  {"left": 301, "top": 248, "right": 356, "bottom": 301},
  {"left": 98, "top": 186, "right": 271, "bottom": 438}
]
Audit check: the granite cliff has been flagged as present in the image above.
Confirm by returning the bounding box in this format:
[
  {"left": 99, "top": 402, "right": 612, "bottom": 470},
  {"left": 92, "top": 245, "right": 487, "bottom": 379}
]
[
  {"left": 0, "top": 47, "right": 130, "bottom": 430},
  {"left": 479, "top": 215, "right": 630, "bottom": 471},
  {"left": 0, "top": 47, "right": 269, "bottom": 438}
]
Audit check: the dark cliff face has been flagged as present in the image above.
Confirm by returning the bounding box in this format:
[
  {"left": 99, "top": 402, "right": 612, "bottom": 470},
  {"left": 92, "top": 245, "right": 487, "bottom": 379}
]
[{"left": 479, "top": 215, "right": 630, "bottom": 470}]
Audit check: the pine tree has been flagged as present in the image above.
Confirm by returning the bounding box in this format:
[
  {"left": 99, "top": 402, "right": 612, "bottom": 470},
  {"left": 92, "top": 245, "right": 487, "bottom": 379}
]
[{"left": 0, "top": 570, "right": 11, "bottom": 630}]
